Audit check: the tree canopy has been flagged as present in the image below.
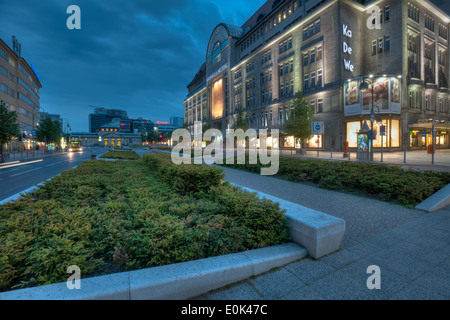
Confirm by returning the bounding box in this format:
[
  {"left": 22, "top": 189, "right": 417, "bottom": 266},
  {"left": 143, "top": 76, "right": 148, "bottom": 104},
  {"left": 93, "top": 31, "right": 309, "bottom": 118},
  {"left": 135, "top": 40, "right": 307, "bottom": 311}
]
[
  {"left": 36, "top": 116, "right": 62, "bottom": 144},
  {"left": 0, "top": 100, "right": 20, "bottom": 145}
]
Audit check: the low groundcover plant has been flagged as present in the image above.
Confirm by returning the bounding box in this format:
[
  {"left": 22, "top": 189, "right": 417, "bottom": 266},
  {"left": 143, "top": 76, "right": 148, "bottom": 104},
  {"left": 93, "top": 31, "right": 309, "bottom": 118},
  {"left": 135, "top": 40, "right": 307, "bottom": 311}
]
[{"left": 0, "top": 155, "right": 289, "bottom": 292}]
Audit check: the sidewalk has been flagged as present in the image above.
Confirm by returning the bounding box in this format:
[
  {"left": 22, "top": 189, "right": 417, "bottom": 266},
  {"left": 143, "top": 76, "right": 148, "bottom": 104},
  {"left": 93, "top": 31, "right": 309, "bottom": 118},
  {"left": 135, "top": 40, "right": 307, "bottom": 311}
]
[{"left": 199, "top": 166, "right": 449, "bottom": 300}]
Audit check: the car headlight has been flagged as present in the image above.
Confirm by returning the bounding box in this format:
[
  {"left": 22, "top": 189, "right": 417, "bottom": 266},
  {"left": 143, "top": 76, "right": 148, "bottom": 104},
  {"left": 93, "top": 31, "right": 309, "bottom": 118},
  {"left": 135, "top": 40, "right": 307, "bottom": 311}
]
[{"left": 69, "top": 148, "right": 72, "bottom": 152}]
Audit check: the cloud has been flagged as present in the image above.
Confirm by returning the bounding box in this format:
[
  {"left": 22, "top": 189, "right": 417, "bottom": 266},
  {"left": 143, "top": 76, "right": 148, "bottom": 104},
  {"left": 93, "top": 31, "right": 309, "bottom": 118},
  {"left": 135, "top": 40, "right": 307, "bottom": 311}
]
[{"left": 0, "top": 0, "right": 267, "bottom": 131}]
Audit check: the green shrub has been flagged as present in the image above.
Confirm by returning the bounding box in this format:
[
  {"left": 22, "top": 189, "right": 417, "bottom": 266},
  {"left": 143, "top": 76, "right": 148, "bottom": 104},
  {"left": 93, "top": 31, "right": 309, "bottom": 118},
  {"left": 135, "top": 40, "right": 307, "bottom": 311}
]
[
  {"left": 0, "top": 159, "right": 289, "bottom": 292},
  {"left": 143, "top": 153, "right": 224, "bottom": 196}
]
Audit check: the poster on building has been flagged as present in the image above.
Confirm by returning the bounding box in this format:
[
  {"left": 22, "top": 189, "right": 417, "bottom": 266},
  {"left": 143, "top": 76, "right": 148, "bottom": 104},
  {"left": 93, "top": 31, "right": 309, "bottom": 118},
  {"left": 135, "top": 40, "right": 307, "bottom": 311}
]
[
  {"left": 362, "top": 77, "right": 389, "bottom": 111},
  {"left": 390, "top": 77, "right": 401, "bottom": 114},
  {"left": 344, "top": 78, "right": 362, "bottom": 115}
]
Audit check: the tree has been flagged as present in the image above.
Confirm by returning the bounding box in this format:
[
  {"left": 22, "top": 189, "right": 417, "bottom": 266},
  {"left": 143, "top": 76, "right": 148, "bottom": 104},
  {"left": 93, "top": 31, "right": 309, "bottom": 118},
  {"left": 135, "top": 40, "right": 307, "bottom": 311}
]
[
  {"left": 36, "top": 116, "right": 62, "bottom": 146},
  {"left": 232, "top": 108, "right": 249, "bottom": 131},
  {"left": 284, "top": 91, "right": 314, "bottom": 155},
  {"left": 0, "top": 100, "right": 20, "bottom": 162}
]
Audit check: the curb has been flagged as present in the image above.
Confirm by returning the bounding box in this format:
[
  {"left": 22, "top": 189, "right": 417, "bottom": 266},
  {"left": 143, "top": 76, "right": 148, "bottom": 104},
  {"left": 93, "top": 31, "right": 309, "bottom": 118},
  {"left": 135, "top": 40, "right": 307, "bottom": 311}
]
[
  {"left": 415, "top": 183, "right": 450, "bottom": 213},
  {"left": 0, "top": 242, "right": 307, "bottom": 300}
]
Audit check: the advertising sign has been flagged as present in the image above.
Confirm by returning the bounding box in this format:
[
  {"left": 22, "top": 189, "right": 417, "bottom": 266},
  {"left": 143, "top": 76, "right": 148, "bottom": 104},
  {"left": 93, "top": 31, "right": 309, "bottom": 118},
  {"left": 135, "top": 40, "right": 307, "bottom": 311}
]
[
  {"left": 344, "top": 76, "right": 401, "bottom": 116},
  {"left": 362, "top": 77, "right": 389, "bottom": 111},
  {"left": 357, "top": 134, "right": 368, "bottom": 152}
]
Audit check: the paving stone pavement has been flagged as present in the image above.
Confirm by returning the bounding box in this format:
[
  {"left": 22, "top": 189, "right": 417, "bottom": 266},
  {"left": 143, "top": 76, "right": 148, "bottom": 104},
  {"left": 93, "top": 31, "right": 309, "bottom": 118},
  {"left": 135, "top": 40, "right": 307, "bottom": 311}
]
[{"left": 198, "top": 166, "right": 449, "bottom": 300}]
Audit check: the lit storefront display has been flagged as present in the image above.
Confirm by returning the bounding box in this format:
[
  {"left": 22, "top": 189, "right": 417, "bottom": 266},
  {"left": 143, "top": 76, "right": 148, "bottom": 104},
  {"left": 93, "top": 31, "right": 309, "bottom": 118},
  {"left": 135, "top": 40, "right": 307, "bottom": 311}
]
[
  {"left": 346, "top": 119, "right": 400, "bottom": 149},
  {"left": 409, "top": 124, "right": 450, "bottom": 149}
]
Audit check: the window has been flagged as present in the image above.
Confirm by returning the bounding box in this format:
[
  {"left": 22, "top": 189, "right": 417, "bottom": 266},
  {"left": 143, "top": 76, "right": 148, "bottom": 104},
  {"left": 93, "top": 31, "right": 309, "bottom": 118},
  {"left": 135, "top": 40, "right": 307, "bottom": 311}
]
[
  {"left": 315, "top": 20, "right": 321, "bottom": 33},
  {"left": 310, "top": 100, "right": 316, "bottom": 113},
  {"left": 303, "top": 28, "right": 308, "bottom": 40},
  {"left": 311, "top": 72, "right": 316, "bottom": 89},
  {"left": 439, "top": 24, "right": 448, "bottom": 40},
  {"left": 378, "top": 38, "right": 384, "bottom": 54},
  {"left": 290, "top": 60, "right": 294, "bottom": 72},
  {"left": 317, "top": 46, "right": 323, "bottom": 61},
  {"left": 280, "top": 82, "right": 284, "bottom": 98},
  {"left": 317, "top": 69, "right": 323, "bottom": 87},
  {"left": 425, "top": 15, "right": 435, "bottom": 32},
  {"left": 304, "top": 75, "right": 309, "bottom": 91},
  {"left": 0, "top": 66, "right": 7, "bottom": 77},
  {"left": 1, "top": 83, "right": 8, "bottom": 93},
  {"left": 426, "top": 95, "right": 430, "bottom": 111},
  {"left": 303, "top": 52, "right": 309, "bottom": 66},
  {"left": 385, "top": 6, "right": 390, "bottom": 21},
  {"left": 311, "top": 49, "right": 316, "bottom": 63},
  {"left": 317, "top": 99, "right": 323, "bottom": 113},
  {"left": 290, "top": 80, "right": 294, "bottom": 96},
  {"left": 372, "top": 40, "right": 377, "bottom": 56},
  {"left": 385, "top": 35, "right": 390, "bottom": 52},
  {"left": 288, "top": 5, "right": 292, "bottom": 15},
  {"left": 408, "top": 3, "right": 419, "bottom": 23},
  {"left": 0, "top": 49, "right": 6, "bottom": 60},
  {"left": 280, "top": 64, "right": 283, "bottom": 76}
]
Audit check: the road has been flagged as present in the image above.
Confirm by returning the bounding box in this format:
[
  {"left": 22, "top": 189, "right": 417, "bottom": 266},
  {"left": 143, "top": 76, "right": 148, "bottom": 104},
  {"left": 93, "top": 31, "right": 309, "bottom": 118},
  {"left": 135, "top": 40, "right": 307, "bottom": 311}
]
[{"left": 0, "top": 147, "right": 107, "bottom": 202}]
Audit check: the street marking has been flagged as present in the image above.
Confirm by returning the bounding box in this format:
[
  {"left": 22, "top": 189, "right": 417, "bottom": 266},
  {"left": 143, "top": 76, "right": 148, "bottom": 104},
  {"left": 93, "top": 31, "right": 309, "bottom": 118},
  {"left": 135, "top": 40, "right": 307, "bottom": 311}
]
[
  {"left": 0, "top": 159, "right": 43, "bottom": 170},
  {"left": 9, "top": 167, "right": 43, "bottom": 177},
  {"left": 0, "top": 161, "right": 19, "bottom": 166},
  {"left": 45, "top": 161, "right": 64, "bottom": 167}
]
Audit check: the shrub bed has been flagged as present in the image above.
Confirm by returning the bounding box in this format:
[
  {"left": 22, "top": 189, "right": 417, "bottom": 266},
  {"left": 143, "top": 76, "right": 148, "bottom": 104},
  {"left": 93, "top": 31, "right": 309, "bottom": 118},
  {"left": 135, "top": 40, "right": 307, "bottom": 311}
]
[
  {"left": 221, "top": 155, "right": 450, "bottom": 207},
  {"left": 0, "top": 159, "right": 289, "bottom": 292},
  {"left": 99, "top": 150, "right": 141, "bottom": 160},
  {"left": 143, "top": 153, "right": 223, "bottom": 196}
]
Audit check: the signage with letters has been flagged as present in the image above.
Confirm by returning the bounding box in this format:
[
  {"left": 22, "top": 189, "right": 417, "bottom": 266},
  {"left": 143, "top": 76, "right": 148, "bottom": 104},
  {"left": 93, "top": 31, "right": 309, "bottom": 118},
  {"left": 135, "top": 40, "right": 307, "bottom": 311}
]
[{"left": 342, "top": 24, "right": 354, "bottom": 72}]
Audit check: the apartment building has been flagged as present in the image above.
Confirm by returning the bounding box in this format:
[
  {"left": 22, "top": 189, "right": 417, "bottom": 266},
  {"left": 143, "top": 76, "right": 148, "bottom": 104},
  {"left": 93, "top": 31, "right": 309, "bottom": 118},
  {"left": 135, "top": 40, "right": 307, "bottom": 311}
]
[{"left": 0, "top": 37, "right": 42, "bottom": 151}]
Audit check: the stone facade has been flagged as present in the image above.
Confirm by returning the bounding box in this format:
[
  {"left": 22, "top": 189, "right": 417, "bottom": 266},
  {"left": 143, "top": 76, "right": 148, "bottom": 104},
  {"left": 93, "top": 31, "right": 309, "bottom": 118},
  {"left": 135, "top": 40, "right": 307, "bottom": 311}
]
[{"left": 184, "top": 0, "right": 450, "bottom": 150}]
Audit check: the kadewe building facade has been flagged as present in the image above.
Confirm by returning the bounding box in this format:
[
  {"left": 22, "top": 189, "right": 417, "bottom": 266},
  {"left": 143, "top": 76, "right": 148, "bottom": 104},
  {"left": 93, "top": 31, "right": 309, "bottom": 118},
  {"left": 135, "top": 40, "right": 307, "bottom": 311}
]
[{"left": 184, "top": 0, "right": 450, "bottom": 151}]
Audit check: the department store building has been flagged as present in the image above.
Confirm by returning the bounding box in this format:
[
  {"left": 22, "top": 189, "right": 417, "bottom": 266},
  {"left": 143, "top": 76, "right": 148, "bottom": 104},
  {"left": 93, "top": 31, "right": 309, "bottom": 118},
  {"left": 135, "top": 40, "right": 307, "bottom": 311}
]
[{"left": 184, "top": 0, "right": 450, "bottom": 150}]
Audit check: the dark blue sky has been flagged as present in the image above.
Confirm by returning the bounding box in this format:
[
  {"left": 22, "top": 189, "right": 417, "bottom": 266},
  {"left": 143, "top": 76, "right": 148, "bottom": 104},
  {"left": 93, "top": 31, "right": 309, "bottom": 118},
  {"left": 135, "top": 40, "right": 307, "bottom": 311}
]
[{"left": 0, "top": 0, "right": 266, "bottom": 132}]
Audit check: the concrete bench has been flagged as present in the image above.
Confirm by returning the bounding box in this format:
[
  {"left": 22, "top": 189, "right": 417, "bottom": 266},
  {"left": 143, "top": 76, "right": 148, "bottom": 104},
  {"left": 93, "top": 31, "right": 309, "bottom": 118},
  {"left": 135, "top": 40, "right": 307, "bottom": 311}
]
[{"left": 233, "top": 184, "right": 346, "bottom": 259}]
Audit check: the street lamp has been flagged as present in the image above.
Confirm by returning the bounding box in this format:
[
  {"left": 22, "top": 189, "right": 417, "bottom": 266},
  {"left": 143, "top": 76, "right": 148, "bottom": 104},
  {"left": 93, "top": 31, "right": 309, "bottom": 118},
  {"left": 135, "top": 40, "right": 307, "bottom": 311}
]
[{"left": 359, "top": 79, "right": 375, "bottom": 161}]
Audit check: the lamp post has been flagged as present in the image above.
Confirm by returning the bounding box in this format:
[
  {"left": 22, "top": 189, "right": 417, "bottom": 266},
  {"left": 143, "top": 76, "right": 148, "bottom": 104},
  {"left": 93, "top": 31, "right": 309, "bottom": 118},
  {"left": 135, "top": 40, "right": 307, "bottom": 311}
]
[{"left": 359, "top": 76, "right": 375, "bottom": 161}]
